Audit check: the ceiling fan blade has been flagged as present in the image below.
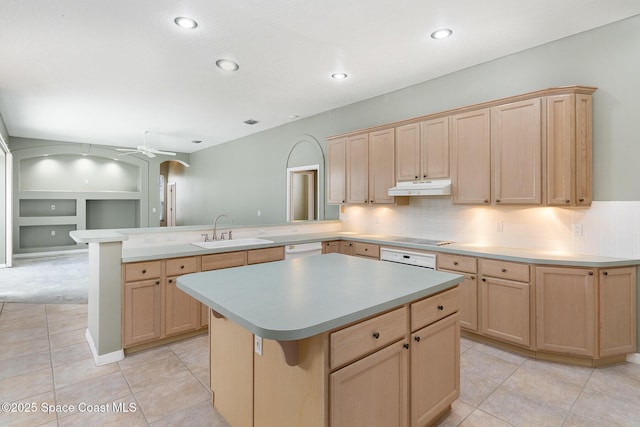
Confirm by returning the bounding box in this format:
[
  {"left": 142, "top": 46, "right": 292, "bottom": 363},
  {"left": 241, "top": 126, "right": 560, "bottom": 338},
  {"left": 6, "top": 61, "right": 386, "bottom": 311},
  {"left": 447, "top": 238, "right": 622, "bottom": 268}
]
[
  {"left": 116, "top": 148, "right": 138, "bottom": 152},
  {"left": 150, "top": 150, "right": 176, "bottom": 156},
  {"left": 117, "top": 152, "right": 136, "bottom": 156}
]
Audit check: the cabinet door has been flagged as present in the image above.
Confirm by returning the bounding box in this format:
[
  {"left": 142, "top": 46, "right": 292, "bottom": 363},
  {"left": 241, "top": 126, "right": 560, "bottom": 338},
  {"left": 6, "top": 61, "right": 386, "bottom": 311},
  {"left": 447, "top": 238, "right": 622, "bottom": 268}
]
[
  {"left": 535, "top": 267, "right": 596, "bottom": 357},
  {"left": 546, "top": 95, "right": 575, "bottom": 206},
  {"left": 421, "top": 117, "right": 449, "bottom": 179},
  {"left": 368, "top": 128, "right": 395, "bottom": 204},
  {"left": 165, "top": 277, "right": 200, "bottom": 336},
  {"left": 345, "top": 134, "right": 369, "bottom": 204},
  {"left": 330, "top": 340, "right": 409, "bottom": 427},
  {"left": 210, "top": 313, "right": 254, "bottom": 427},
  {"left": 491, "top": 99, "right": 542, "bottom": 204},
  {"left": 123, "top": 279, "right": 161, "bottom": 346},
  {"left": 411, "top": 314, "right": 460, "bottom": 427},
  {"left": 327, "top": 138, "right": 347, "bottom": 204},
  {"left": 395, "top": 123, "right": 421, "bottom": 181},
  {"left": 440, "top": 270, "right": 478, "bottom": 331},
  {"left": 451, "top": 109, "right": 491, "bottom": 204},
  {"left": 575, "top": 94, "right": 593, "bottom": 206},
  {"left": 600, "top": 267, "right": 636, "bottom": 357},
  {"left": 480, "top": 276, "right": 531, "bottom": 347}
]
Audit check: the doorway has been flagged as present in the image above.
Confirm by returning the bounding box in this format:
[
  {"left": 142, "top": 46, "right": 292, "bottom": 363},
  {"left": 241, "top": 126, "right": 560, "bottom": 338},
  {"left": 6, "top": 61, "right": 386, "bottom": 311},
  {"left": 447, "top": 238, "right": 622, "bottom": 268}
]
[
  {"left": 167, "top": 183, "right": 176, "bottom": 226},
  {"left": 287, "top": 165, "right": 319, "bottom": 221}
]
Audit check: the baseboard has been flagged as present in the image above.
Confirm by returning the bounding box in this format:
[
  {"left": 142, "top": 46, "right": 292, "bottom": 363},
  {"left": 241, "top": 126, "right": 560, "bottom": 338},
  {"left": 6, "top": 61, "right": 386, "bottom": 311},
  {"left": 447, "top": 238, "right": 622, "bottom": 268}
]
[
  {"left": 13, "top": 248, "right": 88, "bottom": 259},
  {"left": 85, "top": 329, "right": 124, "bottom": 366},
  {"left": 627, "top": 353, "right": 640, "bottom": 365}
]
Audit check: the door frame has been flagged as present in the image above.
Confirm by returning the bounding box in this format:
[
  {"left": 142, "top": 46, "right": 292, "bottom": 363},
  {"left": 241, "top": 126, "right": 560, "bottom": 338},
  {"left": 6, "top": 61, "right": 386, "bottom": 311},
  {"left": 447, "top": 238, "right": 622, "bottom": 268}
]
[
  {"left": 0, "top": 133, "right": 12, "bottom": 267},
  {"left": 286, "top": 164, "right": 319, "bottom": 222}
]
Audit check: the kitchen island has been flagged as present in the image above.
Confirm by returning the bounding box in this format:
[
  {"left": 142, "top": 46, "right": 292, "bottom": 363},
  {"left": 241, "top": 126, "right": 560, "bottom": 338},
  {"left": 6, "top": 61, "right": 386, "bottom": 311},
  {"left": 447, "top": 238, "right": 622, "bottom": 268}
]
[{"left": 178, "top": 253, "right": 464, "bottom": 427}]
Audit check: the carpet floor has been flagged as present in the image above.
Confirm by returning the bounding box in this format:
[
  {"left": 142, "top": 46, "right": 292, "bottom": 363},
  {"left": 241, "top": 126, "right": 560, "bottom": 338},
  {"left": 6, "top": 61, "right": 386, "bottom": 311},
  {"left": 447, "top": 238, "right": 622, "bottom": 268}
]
[{"left": 0, "top": 252, "right": 88, "bottom": 304}]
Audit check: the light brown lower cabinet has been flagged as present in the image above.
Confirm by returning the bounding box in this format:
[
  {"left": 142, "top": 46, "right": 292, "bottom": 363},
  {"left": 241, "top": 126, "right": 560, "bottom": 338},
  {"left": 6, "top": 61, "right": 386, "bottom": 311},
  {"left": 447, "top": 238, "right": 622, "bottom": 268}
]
[
  {"left": 536, "top": 265, "right": 636, "bottom": 360},
  {"left": 165, "top": 276, "right": 201, "bottom": 336},
  {"left": 209, "top": 288, "right": 460, "bottom": 427},
  {"left": 323, "top": 241, "right": 339, "bottom": 254},
  {"left": 123, "top": 249, "right": 283, "bottom": 350},
  {"left": 331, "top": 340, "right": 410, "bottom": 427},
  {"left": 123, "top": 278, "right": 162, "bottom": 346},
  {"left": 535, "top": 266, "right": 596, "bottom": 357},
  {"left": 411, "top": 313, "right": 460, "bottom": 426}
]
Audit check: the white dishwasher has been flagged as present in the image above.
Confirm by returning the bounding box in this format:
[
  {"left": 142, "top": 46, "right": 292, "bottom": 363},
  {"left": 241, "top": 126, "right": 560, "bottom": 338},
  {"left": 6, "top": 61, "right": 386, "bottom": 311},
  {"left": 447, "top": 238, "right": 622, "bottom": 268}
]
[{"left": 284, "top": 242, "right": 323, "bottom": 259}]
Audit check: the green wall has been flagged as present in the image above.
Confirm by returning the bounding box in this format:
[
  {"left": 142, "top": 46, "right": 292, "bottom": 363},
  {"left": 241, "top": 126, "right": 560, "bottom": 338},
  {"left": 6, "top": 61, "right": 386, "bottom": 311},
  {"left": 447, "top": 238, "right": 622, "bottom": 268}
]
[
  {"left": 180, "top": 14, "right": 640, "bottom": 226},
  {"left": 0, "top": 113, "right": 8, "bottom": 265}
]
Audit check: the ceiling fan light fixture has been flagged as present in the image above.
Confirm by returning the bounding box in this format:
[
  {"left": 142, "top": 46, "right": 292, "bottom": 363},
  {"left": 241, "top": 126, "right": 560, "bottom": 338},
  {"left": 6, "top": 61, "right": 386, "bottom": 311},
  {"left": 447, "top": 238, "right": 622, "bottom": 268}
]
[
  {"left": 216, "top": 59, "right": 240, "bottom": 71},
  {"left": 174, "top": 17, "right": 198, "bottom": 29},
  {"left": 431, "top": 28, "right": 453, "bottom": 39}
]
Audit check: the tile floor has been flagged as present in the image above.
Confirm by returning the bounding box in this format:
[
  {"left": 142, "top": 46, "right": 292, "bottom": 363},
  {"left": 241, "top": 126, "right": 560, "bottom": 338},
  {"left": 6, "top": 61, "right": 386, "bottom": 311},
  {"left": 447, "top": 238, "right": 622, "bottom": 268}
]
[{"left": 1, "top": 302, "right": 640, "bottom": 426}]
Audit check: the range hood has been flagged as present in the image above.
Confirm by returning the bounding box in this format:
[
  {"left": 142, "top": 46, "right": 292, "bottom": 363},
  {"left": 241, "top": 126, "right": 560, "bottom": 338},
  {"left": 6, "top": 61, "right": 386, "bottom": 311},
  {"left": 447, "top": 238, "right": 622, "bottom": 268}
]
[{"left": 388, "top": 179, "right": 452, "bottom": 196}]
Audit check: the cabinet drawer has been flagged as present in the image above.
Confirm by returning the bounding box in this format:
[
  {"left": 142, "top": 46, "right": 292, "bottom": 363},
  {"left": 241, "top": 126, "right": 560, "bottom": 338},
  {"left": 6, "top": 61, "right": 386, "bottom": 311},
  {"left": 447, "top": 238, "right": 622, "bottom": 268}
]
[
  {"left": 437, "top": 254, "right": 477, "bottom": 274},
  {"left": 353, "top": 242, "right": 380, "bottom": 259},
  {"left": 411, "top": 287, "right": 459, "bottom": 331},
  {"left": 166, "top": 256, "right": 198, "bottom": 276},
  {"left": 480, "top": 259, "right": 530, "bottom": 282},
  {"left": 201, "top": 251, "right": 247, "bottom": 271},
  {"left": 330, "top": 307, "right": 407, "bottom": 369},
  {"left": 247, "top": 247, "right": 284, "bottom": 265},
  {"left": 124, "top": 260, "right": 162, "bottom": 282}
]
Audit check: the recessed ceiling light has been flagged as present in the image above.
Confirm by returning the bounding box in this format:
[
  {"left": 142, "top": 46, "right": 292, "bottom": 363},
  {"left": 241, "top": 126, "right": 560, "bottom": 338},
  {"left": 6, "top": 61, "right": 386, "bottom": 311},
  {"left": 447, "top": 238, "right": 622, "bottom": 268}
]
[
  {"left": 332, "top": 73, "right": 348, "bottom": 80},
  {"left": 289, "top": 115, "right": 300, "bottom": 119},
  {"left": 431, "top": 28, "right": 453, "bottom": 39},
  {"left": 174, "top": 17, "right": 198, "bottom": 29},
  {"left": 243, "top": 119, "right": 259, "bottom": 125},
  {"left": 216, "top": 59, "right": 240, "bottom": 71},
  {"left": 191, "top": 140, "right": 202, "bottom": 144}
]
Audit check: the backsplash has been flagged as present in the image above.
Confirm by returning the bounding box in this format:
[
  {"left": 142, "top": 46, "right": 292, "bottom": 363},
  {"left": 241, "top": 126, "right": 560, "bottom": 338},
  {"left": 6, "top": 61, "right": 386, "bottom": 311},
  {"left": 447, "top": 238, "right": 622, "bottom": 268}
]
[{"left": 340, "top": 200, "right": 640, "bottom": 259}]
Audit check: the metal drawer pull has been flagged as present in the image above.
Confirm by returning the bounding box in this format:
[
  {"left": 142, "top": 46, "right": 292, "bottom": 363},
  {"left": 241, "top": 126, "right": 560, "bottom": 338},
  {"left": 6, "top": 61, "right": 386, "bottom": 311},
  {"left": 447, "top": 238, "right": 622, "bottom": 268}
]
[
  {"left": 372, "top": 332, "right": 380, "bottom": 339},
  {"left": 501, "top": 268, "right": 507, "bottom": 272},
  {"left": 142, "top": 269, "right": 147, "bottom": 274},
  {"left": 437, "top": 305, "right": 444, "bottom": 311},
  {"left": 414, "top": 336, "right": 421, "bottom": 342}
]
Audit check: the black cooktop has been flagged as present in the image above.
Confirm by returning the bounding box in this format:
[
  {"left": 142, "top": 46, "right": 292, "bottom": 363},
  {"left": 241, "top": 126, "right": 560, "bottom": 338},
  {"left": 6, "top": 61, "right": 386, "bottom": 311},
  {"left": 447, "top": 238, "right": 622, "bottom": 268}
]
[{"left": 392, "top": 237, "right": 453, "bottom": 246}]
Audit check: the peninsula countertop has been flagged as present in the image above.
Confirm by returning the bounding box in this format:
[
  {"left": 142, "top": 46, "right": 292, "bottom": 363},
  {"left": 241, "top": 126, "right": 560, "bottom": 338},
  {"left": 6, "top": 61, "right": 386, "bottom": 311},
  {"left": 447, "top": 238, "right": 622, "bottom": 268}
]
[{"left": 177, "top": 253, "right": 463, "bottom": 341}]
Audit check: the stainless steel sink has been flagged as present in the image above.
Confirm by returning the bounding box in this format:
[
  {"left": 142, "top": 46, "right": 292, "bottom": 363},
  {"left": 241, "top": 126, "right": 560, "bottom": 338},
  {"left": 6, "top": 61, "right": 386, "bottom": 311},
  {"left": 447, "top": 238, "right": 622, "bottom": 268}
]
[{"left": 191, "top": 238, "right": 274, "bottom": 249}]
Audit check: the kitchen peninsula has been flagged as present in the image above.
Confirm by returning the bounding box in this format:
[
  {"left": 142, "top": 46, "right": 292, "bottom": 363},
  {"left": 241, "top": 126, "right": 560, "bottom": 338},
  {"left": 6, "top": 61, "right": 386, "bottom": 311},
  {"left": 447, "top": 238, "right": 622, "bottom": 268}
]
[{"left": 177, "top": 254, "right": 464, "bottom": 427}]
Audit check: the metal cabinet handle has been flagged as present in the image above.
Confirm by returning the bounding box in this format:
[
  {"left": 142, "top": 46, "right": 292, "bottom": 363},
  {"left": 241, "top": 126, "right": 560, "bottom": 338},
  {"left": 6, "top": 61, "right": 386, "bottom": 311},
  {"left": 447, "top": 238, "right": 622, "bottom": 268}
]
[
  {"left": 579, "top": 198, "right": 585, "bottom": 202},
  {"left": 169, "top": 279, "right": 173, "bottom": 283},
  {"left": 470, "top": 276, "right": 476, "bottom": 280},
  {"left": 565, "top": 199, "right": 571, "bottom": 204},
  {"left": 501, "top": 268, "right": 507, "bottom": 273},
  {"left": 496, "top": 199, "right": 501, "bottom": 203},
  {"left": 155, "top": 281, "right": 160, "bottom": 285},
  {"left": 453, "top": 261, "right": 459, "bottom": 266},
  {"left": 372, "top": 332, "right": 380, "bottom": 339},
  {"left": 180, "top": 265, "right": 185, "bottom": 269},
  {"left": 414, "top": 336, "right": 421, "bottom": 342},
  {"left": 142, "top": 269, "right": 147, "bottom": 274},
  {"left": 403, "top": 343, "right": 410, "bottom": 349},
  {"left": 588, "top": 271, "right": 594, "bottom": 276},
  {"left": 603, "top": 271, "right": 609, "bottom": 276},
  {"left": 437, "top": 305, "right": 444, "bottom": 311}
]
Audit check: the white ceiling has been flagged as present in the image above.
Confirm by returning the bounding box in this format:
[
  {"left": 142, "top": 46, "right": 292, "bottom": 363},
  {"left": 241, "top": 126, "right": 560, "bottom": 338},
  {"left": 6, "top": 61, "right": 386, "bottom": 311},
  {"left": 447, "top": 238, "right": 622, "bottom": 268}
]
[{"left": 1, "top": 1, "right": 639, "bottom": 154}]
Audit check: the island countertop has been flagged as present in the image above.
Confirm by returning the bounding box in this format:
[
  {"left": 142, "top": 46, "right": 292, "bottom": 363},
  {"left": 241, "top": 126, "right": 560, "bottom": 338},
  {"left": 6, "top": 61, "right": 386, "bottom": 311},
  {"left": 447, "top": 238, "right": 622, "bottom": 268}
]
[{"left": 177, "top": 253, "right": 463, "bottom": 341}]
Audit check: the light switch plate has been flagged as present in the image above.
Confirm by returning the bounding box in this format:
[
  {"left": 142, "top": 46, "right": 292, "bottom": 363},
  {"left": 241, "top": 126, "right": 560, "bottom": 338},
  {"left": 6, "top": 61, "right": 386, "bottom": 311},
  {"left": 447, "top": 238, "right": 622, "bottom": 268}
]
[{"left": 254, "top": 335, "right": 263, "bottom": 356}]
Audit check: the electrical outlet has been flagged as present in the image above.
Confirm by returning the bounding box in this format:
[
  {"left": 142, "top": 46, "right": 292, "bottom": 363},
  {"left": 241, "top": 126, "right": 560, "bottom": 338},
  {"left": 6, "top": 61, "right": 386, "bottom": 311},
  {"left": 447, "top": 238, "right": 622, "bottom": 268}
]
[
  {"left": 496, "top": 220, "right": 504, "bottom": 232},
  {"left": 257, "top": 209, "right": 261, "bottom": 217},
  {"left": 572, "top": 223, "right": 583, "bottom": 237},
  {"left": 51, "top": 230, "right": 56, "bottom": 236},
  {"left": 50, "top": 204, "right": 56, "bottom": 211},
  {"left": 254, "top": 335, "right": 263, "bottom": 356}
]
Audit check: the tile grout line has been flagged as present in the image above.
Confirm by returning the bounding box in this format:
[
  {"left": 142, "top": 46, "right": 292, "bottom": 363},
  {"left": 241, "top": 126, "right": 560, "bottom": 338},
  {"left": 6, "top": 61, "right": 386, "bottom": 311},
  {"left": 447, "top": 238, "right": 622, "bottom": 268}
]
[{"left": 45, "top": 304, "right": 61, "bottom": 427}]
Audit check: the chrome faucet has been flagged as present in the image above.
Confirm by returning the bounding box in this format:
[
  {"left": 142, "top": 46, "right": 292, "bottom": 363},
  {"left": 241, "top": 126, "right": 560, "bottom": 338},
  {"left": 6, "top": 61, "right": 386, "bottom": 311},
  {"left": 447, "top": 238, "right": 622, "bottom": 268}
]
[{"left": 213, "top": 214, "right": 233, "bottom": 241}]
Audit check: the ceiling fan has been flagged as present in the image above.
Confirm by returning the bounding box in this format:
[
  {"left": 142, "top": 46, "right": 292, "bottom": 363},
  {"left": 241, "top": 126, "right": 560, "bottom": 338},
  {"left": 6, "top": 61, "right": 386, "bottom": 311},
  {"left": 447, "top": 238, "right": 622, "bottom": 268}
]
[{"left": 116, "top": 130, "right": 176, "bottom": 158}]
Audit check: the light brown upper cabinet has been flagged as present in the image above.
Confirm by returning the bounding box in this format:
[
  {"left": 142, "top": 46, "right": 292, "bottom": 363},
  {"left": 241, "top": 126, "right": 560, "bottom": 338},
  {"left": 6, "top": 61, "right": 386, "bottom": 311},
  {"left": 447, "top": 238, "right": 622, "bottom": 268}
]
[
  {"left": 368, "top": 128, "right": 395, "bottom": 204},
  {"left": 491, "top": 98, "right": 542, "bottom": 205},
  {"left": 327, "top": 138, "right": 347, "bottom": 204},
  {"left": 328, "top": 86, "right": 595, "bottom": 207},
  {"left": 546, "top": 94, "right": 593, "bottom": 206},
  {"left": 395, "top": 117, "right": 449, "bottom": 182},
  {"left": 451, "top": 109, "right": 491, "bottom": 204},
  {"left": 328, "top": 129, "right": 395, "bottom": 205}
]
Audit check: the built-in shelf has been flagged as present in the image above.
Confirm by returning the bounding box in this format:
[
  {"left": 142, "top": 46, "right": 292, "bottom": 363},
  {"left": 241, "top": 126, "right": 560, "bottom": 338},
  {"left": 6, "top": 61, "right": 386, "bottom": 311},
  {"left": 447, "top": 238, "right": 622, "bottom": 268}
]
[
  {"left": 19, "top": 199, "right": 76, "bottom": 217},
  {"left": 19, "top": 224, "right": 77, "bottom": 249}
]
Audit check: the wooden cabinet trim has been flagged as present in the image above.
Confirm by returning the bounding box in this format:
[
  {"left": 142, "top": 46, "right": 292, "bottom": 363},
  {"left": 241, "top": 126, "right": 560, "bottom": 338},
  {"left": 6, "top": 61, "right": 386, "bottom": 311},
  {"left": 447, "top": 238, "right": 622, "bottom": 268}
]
[
  {"left": 411, "top": 287, "right": 459, "bottom": 332},
  {"left": 247, "top": 246, "right": 285, "bottom": 265}
]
